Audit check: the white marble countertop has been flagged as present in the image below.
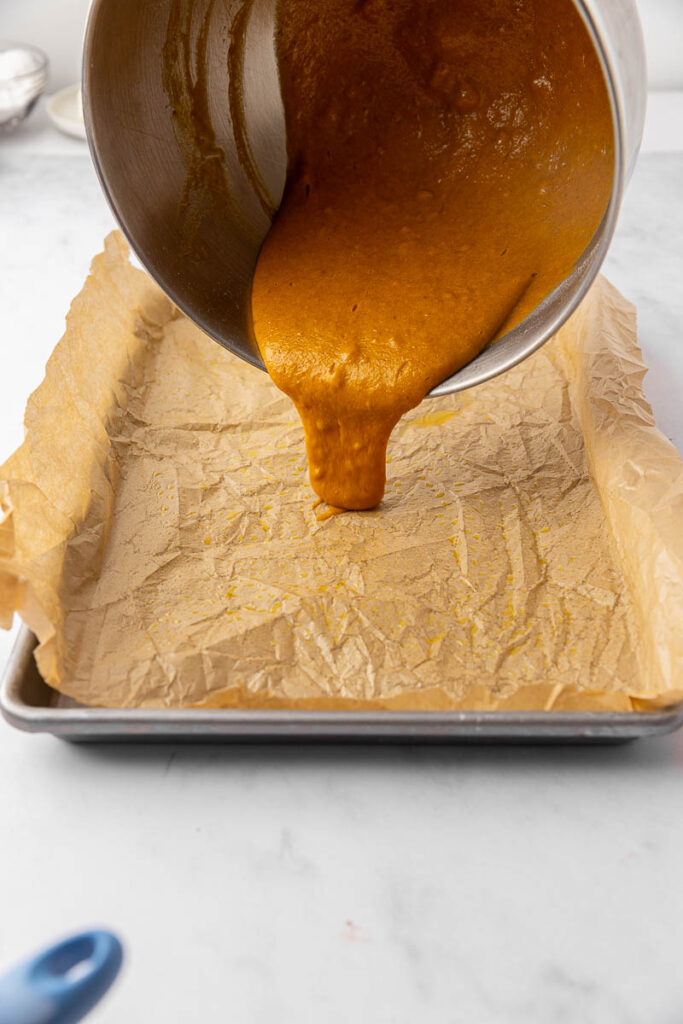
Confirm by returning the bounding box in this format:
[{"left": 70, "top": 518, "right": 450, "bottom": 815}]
[{"left": 1, "top": 95, "right": 682, "bottom": 1023}]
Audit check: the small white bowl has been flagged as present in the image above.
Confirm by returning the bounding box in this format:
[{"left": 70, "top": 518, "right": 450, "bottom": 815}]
[{"left": 0, "top": 42, "right": 49, "bottom": 132}]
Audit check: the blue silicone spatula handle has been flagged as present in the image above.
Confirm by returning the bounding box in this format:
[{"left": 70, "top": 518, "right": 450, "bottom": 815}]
[{"left": 0, "top": 930, "right": 123, "bottom": 1024}]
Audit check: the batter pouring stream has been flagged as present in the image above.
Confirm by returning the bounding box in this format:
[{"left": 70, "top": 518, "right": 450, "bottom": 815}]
[{"left": 251, "top": 0, "right": 614, "bottom": 509}]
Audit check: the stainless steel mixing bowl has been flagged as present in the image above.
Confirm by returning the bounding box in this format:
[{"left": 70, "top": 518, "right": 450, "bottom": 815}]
[{"left": 83, "top": 0, "right": 646, "bottom": 395}]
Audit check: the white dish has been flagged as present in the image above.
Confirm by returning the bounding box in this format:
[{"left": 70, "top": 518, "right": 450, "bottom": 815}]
[{"left": 46, "top": 83, "right": 86, "bottom": 140}]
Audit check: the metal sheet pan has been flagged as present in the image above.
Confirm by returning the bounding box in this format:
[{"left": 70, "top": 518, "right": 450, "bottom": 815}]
[{"left": 2, "top": 625, "right": 682, "bottom": 743}]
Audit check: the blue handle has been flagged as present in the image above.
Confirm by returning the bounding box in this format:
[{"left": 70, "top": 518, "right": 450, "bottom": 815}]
[{"left": 0, "top": 930, "right": 123, "bottom": 1024}]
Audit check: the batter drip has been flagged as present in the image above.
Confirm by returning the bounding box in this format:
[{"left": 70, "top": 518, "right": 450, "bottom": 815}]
[{"left": 251, "top": 0, "right": 614, "bottom": 509}]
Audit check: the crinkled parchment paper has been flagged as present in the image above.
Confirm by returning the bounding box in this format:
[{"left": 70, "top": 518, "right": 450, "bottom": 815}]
[{"left": 1, "top": 233, "right": 682, "bottom": 710}]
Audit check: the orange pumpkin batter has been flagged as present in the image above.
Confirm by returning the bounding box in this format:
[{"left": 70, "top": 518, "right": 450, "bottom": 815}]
[{"left": 251, "top": 0, "right": 614, "bottom": 509}]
